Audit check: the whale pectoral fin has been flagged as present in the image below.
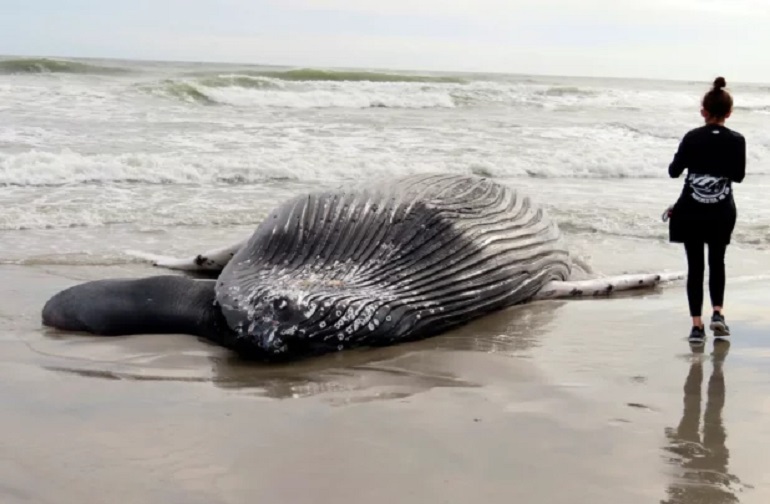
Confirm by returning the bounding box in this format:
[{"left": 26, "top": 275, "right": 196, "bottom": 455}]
[
  {"left": 42, "top": 276, "right": 232, "bottom": 344},
  {"left": 126, "top": 240, "right": 246, "bottom": 272},
  {"left": 533, "top": 271, "right": 685, "bottom": 300}
]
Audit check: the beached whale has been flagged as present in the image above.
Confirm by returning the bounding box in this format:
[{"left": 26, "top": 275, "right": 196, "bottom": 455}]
[{"left": 41, "top": 174, "right": 682, "bottom": 361}]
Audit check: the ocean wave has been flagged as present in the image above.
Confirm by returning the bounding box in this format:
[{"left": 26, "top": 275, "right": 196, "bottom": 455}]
[
  {"left": 189, "top": 67, "right": 465, "bottom": 84},
  {"left": 3, "top": 141, "right": 769, "bottom": 190},
  {"left": 449, "top": 82, "right": 691, "bottom": 110},
  {"left": 0, "top": 149, "right": 470, "bottom": 190},
  {"left": 205, "top": 86, "right": 456, "bottom": 109},
  {"left": 556, "top": 219, "right": 770, "bottom": 248},
  {"left": 537, "top": 86, "right": 597, "bottom": 97},
  {"left": 197, "top": 74, "right": 280, "bottom": 90},
  {"left": 131, "top": 73, "right": 769, "bottom": 114},
  {"left": 735, "top": 105, "right": 770, "bottom": 115},
  {"left": 606, "top": 122, "right": 681, "bottom": 140},
  {"left": 0, "top": 149, "right": 296, "bottom": 187},
  {"left": 136, "top": 75, "right": 279, "bottom": 106},
  {"left": 0, "top": 57, "right": 129, "bottom": 75},
  {"left": 139, "top": 79, "right": 218, "bottom": 105},
  {"left": 0, "top": 148, "right": 625, "bottom": 189},
  {"left": 140, "top": 78, "right": 456, "bottom": 109},
  {"left": 0, "top": 253, "right": 148, "bottom": 267}
]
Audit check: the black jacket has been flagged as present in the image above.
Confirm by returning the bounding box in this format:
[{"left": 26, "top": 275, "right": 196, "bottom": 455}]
[
  {"left": 668, "top": 124, "right": 746, "bottom": 244},
  {"left": 669, "top": 124, "right": 746, "bottom": 204}
]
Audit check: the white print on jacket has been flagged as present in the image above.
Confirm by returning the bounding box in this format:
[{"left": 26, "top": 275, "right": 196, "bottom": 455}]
[{"left": 686, "top": 173, "right": 731, "bottom": 204}]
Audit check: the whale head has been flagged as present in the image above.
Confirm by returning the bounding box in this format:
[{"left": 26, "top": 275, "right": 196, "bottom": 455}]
[{"left": 215, "top": 283, "right": 322, "bottom": 359}]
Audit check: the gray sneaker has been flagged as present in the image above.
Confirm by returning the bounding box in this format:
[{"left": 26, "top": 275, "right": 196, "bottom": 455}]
[
  {"left": 710, "top": 312, "right": 730, "bottom": 338},
  {"left": 688, "top": 325, "right": 706, "bottom": 345}
]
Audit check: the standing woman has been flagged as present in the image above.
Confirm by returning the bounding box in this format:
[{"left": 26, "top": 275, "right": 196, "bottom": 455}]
[{"left": 668, "top": 77, "right": 746, "bottom": 344}]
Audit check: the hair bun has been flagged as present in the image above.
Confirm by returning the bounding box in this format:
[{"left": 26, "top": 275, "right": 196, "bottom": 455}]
[{"left": 713, "top": 76, "right": 727, "bottom": 90}]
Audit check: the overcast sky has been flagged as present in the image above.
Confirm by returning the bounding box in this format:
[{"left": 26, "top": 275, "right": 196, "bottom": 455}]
[{"left": 2, "top": 0, "right": 768, "bottom": 82}]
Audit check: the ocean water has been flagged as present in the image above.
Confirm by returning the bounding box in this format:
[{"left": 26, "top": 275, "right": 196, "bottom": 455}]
[{"left": 1, "top": 56, "right": 769, "bottom": 275}]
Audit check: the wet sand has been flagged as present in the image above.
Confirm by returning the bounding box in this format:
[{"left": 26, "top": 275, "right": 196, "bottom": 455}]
[{"left": 1, "top": 263, "right": 769, "bottom": 504}]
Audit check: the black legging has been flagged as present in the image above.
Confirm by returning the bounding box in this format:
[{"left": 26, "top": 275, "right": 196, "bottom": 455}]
[{"left": 684, "top": 241, "right": 727, "bottom": 318}]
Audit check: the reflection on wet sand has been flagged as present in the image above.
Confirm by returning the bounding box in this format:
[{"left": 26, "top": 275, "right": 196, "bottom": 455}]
[
  {"left": 43, "top": 300, "right": 565, "bottom": 402},
  {"left": 662, "top": 340, "right": 749, "bottom": 503}
]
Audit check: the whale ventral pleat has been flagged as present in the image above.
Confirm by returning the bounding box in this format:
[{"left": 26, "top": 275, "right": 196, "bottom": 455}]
[{"left": 212, "top": 174, "right": 571, "bottom": 359}]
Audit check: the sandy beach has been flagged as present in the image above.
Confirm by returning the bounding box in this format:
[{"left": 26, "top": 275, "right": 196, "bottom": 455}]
[
  {"left": 2, "top": 260, "right": 768, "bottom": 504},
  {"left": 2, "top": 56, "right": 769, "bottom": 504}
]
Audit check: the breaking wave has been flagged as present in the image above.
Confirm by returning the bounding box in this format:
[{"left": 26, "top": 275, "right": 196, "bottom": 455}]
[
  {"left": 2, "top": 58, "right": 768, "bottom": 248},
  {"left": 197, "top": 74, "right": 279, "bottom": 90},
  {"left": 140, "top": 77, "right": 456, "bottom": 108},
  {"left": 735, "top": 105, "right": 770, "bottom": 115},
  {"left": 537, "top": 86, "right": 597, "bottom": 97},
  {"left": 4, "top": 142, "right": 768, "bottom": 190},
  {"left": 139, "top": 79, "right": 219, "bottom": 105},
  {"left": 187, "top": 67, "right": 465, "bottom": 83},
  {"left": 137, "top": 76, "right": 619, "bottom": 110},
  {"left": 0, "top": 57, "right": 129, "bottom": 75},
  {"left": 0, "top": 149, "right": 296, "bottom": 186}
]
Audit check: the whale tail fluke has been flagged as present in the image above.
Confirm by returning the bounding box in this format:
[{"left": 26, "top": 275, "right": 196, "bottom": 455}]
[{"left": 533, "top": 271, "right": 685, "bottom": 300}]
